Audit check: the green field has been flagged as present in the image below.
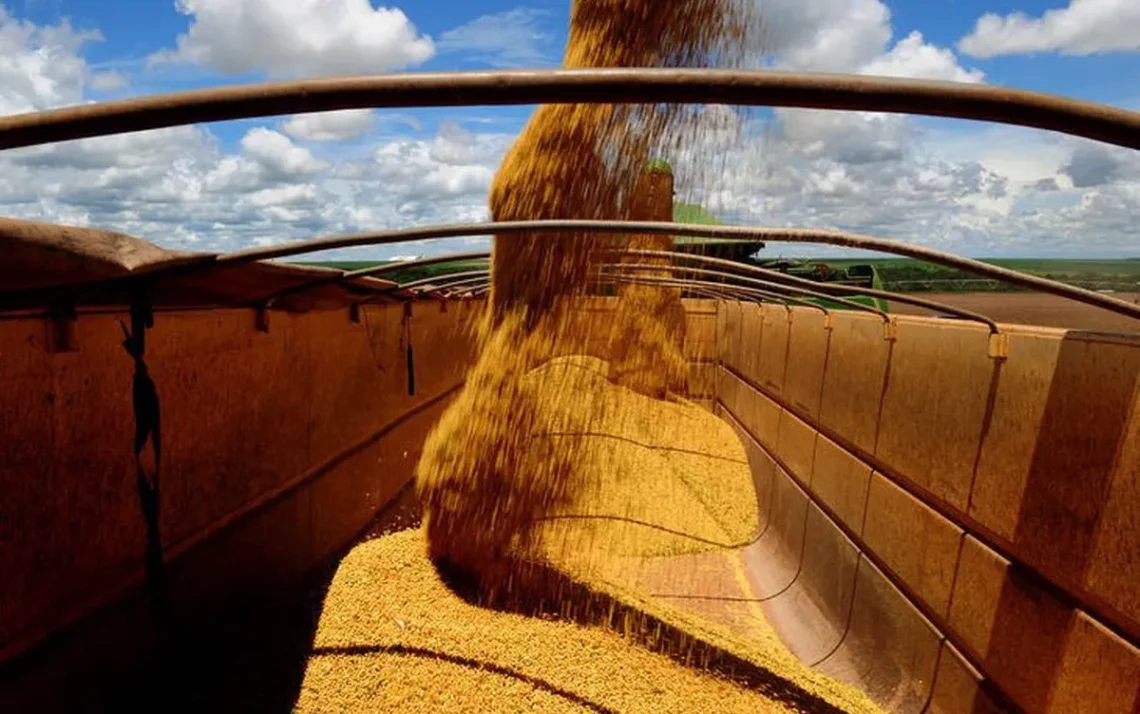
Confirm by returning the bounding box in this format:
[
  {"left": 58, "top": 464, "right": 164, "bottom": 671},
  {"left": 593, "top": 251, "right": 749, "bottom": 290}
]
[{"left": 812, "top": 258, "right": 1140, "bottom": 293}]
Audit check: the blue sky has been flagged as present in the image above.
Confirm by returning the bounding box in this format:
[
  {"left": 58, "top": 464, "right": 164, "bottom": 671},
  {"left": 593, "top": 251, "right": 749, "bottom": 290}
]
[
  {"left": 22, "top": 0, "right": 1138, "bottom": 101},
  {"left": 1, "top": 0, "right": 1139, "bottom": 258}
]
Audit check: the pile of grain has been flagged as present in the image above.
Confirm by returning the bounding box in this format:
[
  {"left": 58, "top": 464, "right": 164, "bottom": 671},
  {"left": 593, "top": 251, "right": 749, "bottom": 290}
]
[{"left": 296, "top": 528, "right": 881, "bottom": 714}]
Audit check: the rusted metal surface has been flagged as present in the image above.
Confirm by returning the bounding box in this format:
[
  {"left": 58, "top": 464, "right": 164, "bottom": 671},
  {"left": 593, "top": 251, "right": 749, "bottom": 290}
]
[
  {"left": 605, "top": 262, "right": 889, "bottom": 321},
  {"left": 0, "top": 300, "right": 480, "bottom": 705},
  {"left": 0, "top": 216, "right": 207, "bottom": 292},
  {"left": 622, "top": 249, "right": 1003, "bottom": 333},
  {"left": 251, "top": 244, "right": 998, "bottom": 332},
  {"left": 7, "top": 217, "right": 1139, "bottom": 323},
  {"left": 1, "top": 69, "right": 1138, "bottom": 151},
  {"left": 714, "top": 308, "right": 1140, "bottom": 709},
  {"left": 259, "top": 251, "right": 491, "bottom": 308},
  {"left": 601, "top": 274, "right": 821, "bottom": 311},
  {"left": 399, "top": 270, "right": 491, "bottom": 292}
]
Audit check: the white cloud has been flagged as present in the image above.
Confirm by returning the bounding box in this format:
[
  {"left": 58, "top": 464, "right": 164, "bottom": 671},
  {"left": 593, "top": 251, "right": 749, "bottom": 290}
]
[
  {"left": 861, "top": 31, "right": 984, "bottom": 82},
  {"left": 240, "top": 127, "right": 327, "bottom": 176},
  {"left": 282, "top": 109, "right": 374, "bottom": 142},
  {"left": 438, "top": 7, "right": 555, "bottom": 67},
  {"left": 751, "top": 0, "right": 982, "bottom": 82},
  {"left": 775, "top": 109, "right": 911, "bottom": 164},
  {"left": 244, "top": 183, "right": 319, "bottom": 208},
  {"left": 958, "top": 0, "right": 1140, "bottom": 58},
  {"left": 1, "top": 0, "right": 1138, "bottom": 260},
  {"left": 149, "top": 0, "right": 435, "bottom": 77},
  {"left": 752, "top": 0, "right": 892, "bottom": 71},
  {"left": 88, "top": 70, "right": 128, "bottom": 91},
  {"left": 0, "top": 7, "right": 100, "bottom": 114}
]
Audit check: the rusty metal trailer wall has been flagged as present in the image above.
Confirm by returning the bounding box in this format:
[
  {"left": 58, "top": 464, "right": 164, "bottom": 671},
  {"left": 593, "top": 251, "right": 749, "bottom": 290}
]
[
  {"left": 0, "top": 298, "right": 481, "bottom": 701},
  {"left": 713, "top": 302, "right": 1140, "bottom": 714}
]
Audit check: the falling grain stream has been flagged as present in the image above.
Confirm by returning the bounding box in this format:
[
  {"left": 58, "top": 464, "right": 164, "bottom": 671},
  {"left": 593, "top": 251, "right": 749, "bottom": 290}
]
[{"left": 296, "top": 1, "right": 882, "bottom": 711}]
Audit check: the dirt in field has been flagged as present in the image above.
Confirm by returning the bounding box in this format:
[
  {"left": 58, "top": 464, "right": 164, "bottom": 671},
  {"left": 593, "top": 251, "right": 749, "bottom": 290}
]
[{"left": 889, "top": 291, "right": 1140, "bottom": 333}]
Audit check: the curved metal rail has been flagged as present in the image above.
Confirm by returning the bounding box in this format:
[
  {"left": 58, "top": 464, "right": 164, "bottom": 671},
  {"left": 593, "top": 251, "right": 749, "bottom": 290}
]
[
  {"left": 260, "top": 251, "right": 490, "bottom": 308},
  {"left": 194, "top": 220, "right": 1140, "bottom": 321},
  {"left": 398, "top": 270, "right": 491, "bottom": 292},
  {"left": 391, "top": 264, "right": 805, "bottom": 306},
  {"left": 1, "top": 69, "right": 1138, "bottom": 150},
  {"left": 254, "top": 246, "right": 995, "bottom": 330},
  {"left": 407, "top": 264, "right": 812, "bottom": 308},
  {"left": 617, "top": 250, "right": 1002, "bottom": 333},
  {"left": 594, "top": 274, "right": 801, "bottom": 308},
  {"left": 0, "top": 69, "right": 1135, "bottom": 322},
  {"left": 603, "top": 262, "right": 886, "bottom": 321},
  {"left": 445, "top": 274, "right": 771, "bottom": 305},
  {"left": 395, "top": 256, "right": 991, "bottom": 331},
  {"left": 251, "top": 244, "right": 992, "bottom": 332}
]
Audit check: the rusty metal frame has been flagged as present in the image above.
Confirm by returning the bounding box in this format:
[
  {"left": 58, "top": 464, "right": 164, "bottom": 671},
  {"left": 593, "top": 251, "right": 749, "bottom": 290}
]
[
  {"left": 450, "top": 274, "right": 774, "bottom": 305},
  {"left": 2, "top": 69, "right": 1138, "bottom": 150},
  {"left": 251, "top": 243, "right": 995, "bottom": 332},
  {"left": 409, "top": 275, "right": 493, "bottom": 298},
  {"left": 596, "top": 273, "right": 818, "bottom": 311},
  {"left": 603, "top": 262, "right": 888, "bottom": 321},
  {"left": 4, "top": 219, "right": 1136, "bottom": 324},
  {"left": 409, "top": 270, "right": 789, "bottom": 304},
  {"left": 616, "top": 250, "right": 1002, "bottom": 333},
  {"left": 180, "top": 220, "right": 1140, "bottom": 321},
  {"left": 258, "top": 251, "right": 491, "bottom": 308},
  {"left": 398, "top": 270, "right": 491, "bottom": 292}
]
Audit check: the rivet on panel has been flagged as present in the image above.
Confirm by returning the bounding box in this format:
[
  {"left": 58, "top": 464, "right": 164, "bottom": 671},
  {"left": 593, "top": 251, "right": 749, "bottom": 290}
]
[
  {"left": 884, "top": 318, "right": 899, "bottom": 341},
  {"left": 987, "top": 332, "right": 1009, "bottom": 360}
]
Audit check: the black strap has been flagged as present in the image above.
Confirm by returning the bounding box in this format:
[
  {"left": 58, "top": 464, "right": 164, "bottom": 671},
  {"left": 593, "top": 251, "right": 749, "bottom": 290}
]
[
  {"left": 120, "top": 289, "right": 166, "bottom": 620},
  {"left": 403, "top": 302, "right": 416, "bottom": 396}
]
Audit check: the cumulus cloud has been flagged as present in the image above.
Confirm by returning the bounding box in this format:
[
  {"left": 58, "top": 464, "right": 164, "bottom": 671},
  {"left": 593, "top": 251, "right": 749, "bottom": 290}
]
[
  {"left": 664, "top": 100, "right": 1140, "bottom": 257},
  {"left": 753, "top": 0, "right": 891, "bottom": 71},
  {"left": 1, "top": 0, "right": 1137, "bottom": 259},
  {"left": 1062, "top": 142, "right": 1127, "bottom": 188},
  {"left": 776, "top": 109, "right": 910, "bottom": 165},
  {"left": 738, "top": 0, "right": 984, "bottom": 225},
  {"left": 149, "top": 0, "right": 435, "bottom": 77},
  {"left": 746, "top": 0, "right": 978, "bottom": 80},
  {"left": 282, "top": 110, "right": 374, "bottom": 142},
  {"left": 958, "top": 0, "right": 1140, "bottom": 58},
  {"left": 861, "top": 31, "right": 984, "bottom": 83},
  {"left": 0, "top": 7, "right": 100, "bottom": 114},
  {"left": 240, "top": 128, "right": 327, "bottom": 177},
  {"left": 0, "top": 110, "right": 513, "bottom": 256},
  {"left": 438, "top": 7, "right": 555, "bottom": 67}
]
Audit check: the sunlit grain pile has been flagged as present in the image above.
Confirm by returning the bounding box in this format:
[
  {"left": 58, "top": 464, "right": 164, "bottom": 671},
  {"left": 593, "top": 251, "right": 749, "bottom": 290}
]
[
  {"left": 295, "top": 529, "right": 880, "bottom": 714},
  {"left": 299, "top": 0, "right": 886, "bottom": 711}
]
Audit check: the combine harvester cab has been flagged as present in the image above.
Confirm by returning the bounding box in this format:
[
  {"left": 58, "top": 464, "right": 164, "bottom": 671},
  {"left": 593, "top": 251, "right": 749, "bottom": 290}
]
[{"left": 1, "top": 71, "right": 1139, "bottom": 713}]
